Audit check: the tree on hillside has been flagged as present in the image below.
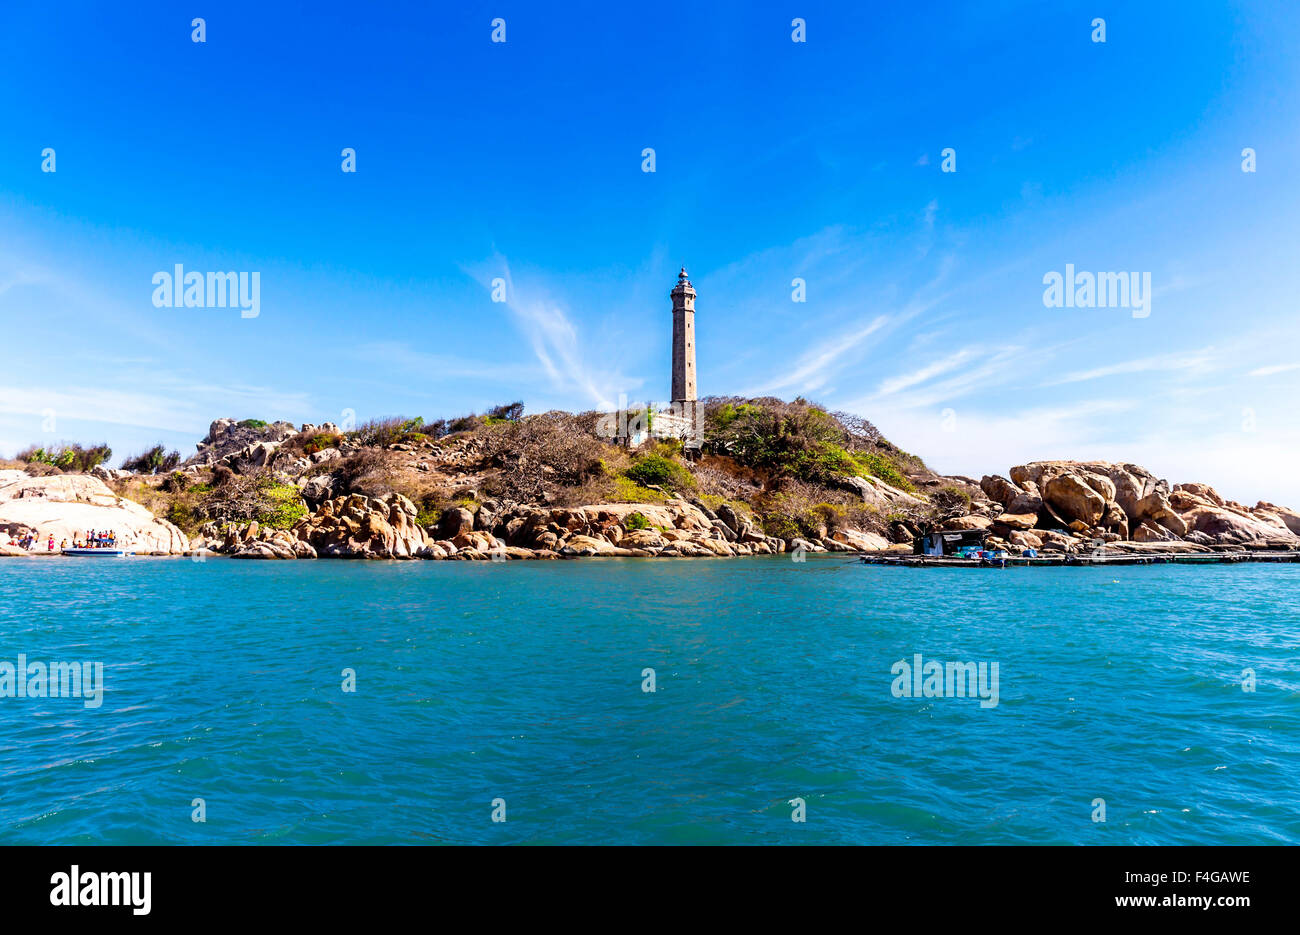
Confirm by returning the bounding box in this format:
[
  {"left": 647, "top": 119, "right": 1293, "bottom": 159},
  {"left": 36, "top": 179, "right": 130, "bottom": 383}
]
[
  {"left": 486, "top": 401, "right": 524, "bottom": 422},
  {"left": 121, "top": 444, "right": 181, "bottom": 474},
  {"left": 482, "top": 412, "right": 604, "bottom": 502},
  {"left": 16, "top": 442, "right": 113, "bottom": 472}
]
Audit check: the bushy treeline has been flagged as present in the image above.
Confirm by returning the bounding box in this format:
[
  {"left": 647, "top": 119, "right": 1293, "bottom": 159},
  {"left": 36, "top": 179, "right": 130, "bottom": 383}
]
[
  {"left": 117, "top": 465, "right": 306, "bottom": 534},
  {"left": 120, "top": 444, "right": 182, "bottom": 474},
  {"left": 701, "top": 396, "right": 918, "bottom": 492},
  {"left": 15, "top": 442, "right": 113, "bottom": 473},
  {"left": 347, "top": 401, "right": 526, "bottom": 449}
]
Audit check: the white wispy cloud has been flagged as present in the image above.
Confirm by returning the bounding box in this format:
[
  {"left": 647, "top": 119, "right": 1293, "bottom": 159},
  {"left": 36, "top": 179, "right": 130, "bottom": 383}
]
[
  {"left": 839, "top": 343, "right": 1035, "bottom": 413},
  {"left": 464, "top": 257, "right": 641, "bottom": 409},
  {"left": 750, "top": 315, "right": 890, "bottom": 395},
  {"left": 0, "top": 377, "right": 314, "bottom": 439},
  {"left": 733, "top": 221, "right": 964, "bottom": 399},
  {"left": 1248, "top": 362, "right": 1300, "bottom": 377},
  {"left": 1043, "top": 348, "right": 1216, "bottom": 386},
  {"left": 872, "top": 346, "right": 981, "bottom": 397}
]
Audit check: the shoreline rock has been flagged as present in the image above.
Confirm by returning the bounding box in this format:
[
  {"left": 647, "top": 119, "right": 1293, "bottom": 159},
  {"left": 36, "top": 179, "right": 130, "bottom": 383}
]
[
  {"left": 0, "top": 471, "right": 190, "bottom": 555},
  {"left": 8, "top": 425, "right": 1299, "bottom": 564},
  {"left": 969, "top": 461, "right": 1299, "bottom": 555}
]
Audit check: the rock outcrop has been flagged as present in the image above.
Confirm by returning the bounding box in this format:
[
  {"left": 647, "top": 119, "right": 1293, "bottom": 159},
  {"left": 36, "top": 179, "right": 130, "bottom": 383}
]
[
  {"left": 978, "top": 460, "right": 1299, "bottom": 552},
  {"left": 837, "top": 474, "right": 926, "bottom": 509},
  {"left": 178, "top": 452, "right": 1300, "bottom": 562},
  {"left": 1169, "top": 484, "right": 1295, "bottom": 545},
  {"left": 293, "top": 492, "right": 434, "bottom": 559},
  {"left": 0, "top": 471, "right": 190, "bottom": 554},
  {"left": 187, "top": 418, "right": 302, "bottom": 467},
  {"left": 193, "top": 495, "right": 820, "bottom": 561}
]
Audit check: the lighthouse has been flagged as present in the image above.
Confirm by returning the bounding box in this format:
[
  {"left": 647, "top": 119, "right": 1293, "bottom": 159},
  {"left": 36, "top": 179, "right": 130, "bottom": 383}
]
[
  {"left": 610, "top": 266, "right": 702, "bottom": 448},
  {"left": 670, "top": 267, "right": 697, "bottom": 404}
]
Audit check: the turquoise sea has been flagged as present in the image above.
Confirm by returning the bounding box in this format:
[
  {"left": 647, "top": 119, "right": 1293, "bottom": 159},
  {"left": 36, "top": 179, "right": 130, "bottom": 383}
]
[{"left": 0, "top": 555, "right": 1297, "bottom": 845}]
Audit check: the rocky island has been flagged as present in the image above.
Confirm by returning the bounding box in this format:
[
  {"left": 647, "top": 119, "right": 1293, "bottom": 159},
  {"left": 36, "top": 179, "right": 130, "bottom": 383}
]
[{"left": 3, "top": 397, "right": 1297, "bottom": 562}]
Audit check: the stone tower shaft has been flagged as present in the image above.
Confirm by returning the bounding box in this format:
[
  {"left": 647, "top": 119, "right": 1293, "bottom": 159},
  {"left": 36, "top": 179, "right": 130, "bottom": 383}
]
[{"left": 670, "top": 267, "right": 697, "bottom": 402}]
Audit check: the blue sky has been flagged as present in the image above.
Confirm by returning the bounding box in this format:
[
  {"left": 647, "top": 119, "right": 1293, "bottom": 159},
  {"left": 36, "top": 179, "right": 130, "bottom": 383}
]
[{"left": 3, "top": 1, "right": 1300, "bottom": 503}]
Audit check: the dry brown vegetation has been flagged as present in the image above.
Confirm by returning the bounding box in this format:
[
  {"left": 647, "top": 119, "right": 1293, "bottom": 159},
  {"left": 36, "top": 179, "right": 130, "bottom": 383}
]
[{"left": 480, "top": 412, "right": 610, "bottom": 502}]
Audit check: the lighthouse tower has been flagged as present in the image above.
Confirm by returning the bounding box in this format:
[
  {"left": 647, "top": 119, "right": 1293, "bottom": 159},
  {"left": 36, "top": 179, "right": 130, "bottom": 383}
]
[{"left": 670, "top": 267, "right": 697, "bottom": 404}]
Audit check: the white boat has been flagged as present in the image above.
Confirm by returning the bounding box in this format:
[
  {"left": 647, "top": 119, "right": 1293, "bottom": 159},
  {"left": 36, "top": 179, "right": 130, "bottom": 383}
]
[{"left": 61, "top": 548, "right": 136, "bottom": 557}]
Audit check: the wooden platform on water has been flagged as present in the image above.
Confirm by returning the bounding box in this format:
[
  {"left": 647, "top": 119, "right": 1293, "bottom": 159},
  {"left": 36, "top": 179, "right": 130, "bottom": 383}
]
[{"left": 859, "top": 550, "right": 1300, "bottom": 568}]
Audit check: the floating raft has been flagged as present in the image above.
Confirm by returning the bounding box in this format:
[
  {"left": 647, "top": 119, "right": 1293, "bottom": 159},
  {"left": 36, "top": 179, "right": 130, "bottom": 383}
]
[{"left": 858, "top": 550, "right": 1300, "bottom": 568}]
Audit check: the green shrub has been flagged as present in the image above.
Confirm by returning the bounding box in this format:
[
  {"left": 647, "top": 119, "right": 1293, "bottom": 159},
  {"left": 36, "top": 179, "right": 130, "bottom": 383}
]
[
  {"left": 625, "top": 511, "right": 651, "bottom": 530},
  {"left": 702, "top": 397, "right": 921, "bottom": 492},
  {"left": 612, "top": 476, "right": 668, "bottom": 504},
  {"left": 237, "top": 419, "right": 269, "bottom": 430},
  {"left": 303, "top": 432, "right": 342, "bottom": 455},
  {"left": 813, "top": 502, "right": 847, "bottom": 528},
  {"left": 166, "top": 501, "right": 194, "bottom": 528},
  {"left": 256, "top": 481, "right": 308, "bottom": 529},
  {"left": 789, "top": 442, "right": 858, "bottom": 482},
  {"left": 710, "top": 401, "right": 763, "bottom": 431},
  {"left": 760, "top": 512, "right": 802, "bottom": 540},
  {"left": 651, "top": 437, "right": 684, "bottom": 458},
  {"left": 416, "top": 505, "right": 441, "bottom": 527},
  {"left": 624, "top": 454, "right": 694, "bottom": 491}
]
